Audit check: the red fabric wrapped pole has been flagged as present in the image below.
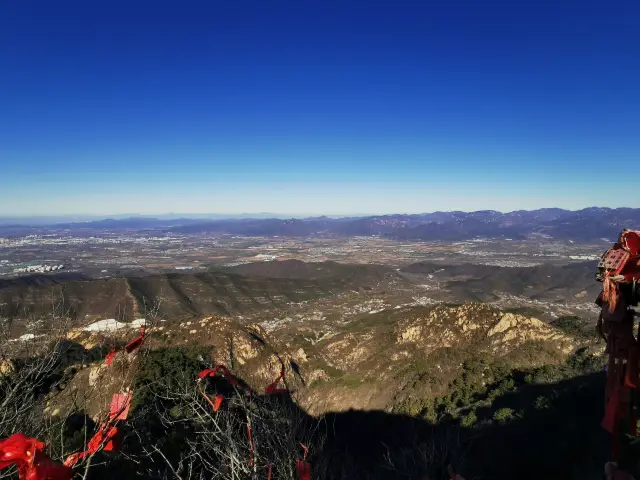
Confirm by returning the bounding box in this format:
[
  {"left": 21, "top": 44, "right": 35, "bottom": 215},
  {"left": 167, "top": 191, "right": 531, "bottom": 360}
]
[
  {"left": 620, "top": 230, "right": 640, "bottom": 255},
  {"left": 602, "top": 386, "right": 622, "bottom": 434}
]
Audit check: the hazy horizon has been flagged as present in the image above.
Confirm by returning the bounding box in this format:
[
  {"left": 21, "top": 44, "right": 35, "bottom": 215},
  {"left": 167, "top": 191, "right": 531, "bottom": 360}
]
[{"left": 0, "top": 205, "right": 631, "bottom": 226}]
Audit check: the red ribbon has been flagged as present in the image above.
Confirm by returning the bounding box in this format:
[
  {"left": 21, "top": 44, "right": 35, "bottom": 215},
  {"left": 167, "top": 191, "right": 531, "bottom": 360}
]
[
  {"left": 198, "top": 365, "right": 241, "bottom": 387},
  {"left": 64, "top": 392, "right": 132, "bottom": 467},
  {"left": 105, "top": 348, "right": 117, "bottom": 366},
  {"left": 247, "top": 423, "right": 254, "bottom": 467},
  {"left": 125, "top": 326, "right": 145, "bottom": 353},
  {"left": 197, "top": 365, "right": 306, "bottom": 477},
  {"left": 296, "top": 460, "right": 311, "bottom": 480},
  {"left": 109, "top": 392, "right": 132, "bottom": 421},
  {"left": 197, "top": 365, "right": 248, "bottom": 413},
  {"left": 198, "top": 384, "right": 225, "bottom": 413},
  {"left": 265, "top": 368, "right": 289, "bottom": 395},
  {"left": 104, "top": 325, "right": 145, "bottom": 365},
  {"left": 213, "top": 394, "right": 224, "bottom": 412},
  {"left": 0, "top": 434, "right": 72, "bottom": 480},
  {"left": 296, "top": 443, "right": 311, "bottom": 480}
]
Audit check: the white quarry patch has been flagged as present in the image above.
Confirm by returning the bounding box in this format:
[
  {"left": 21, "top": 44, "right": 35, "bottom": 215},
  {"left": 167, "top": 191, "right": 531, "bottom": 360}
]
[
  {"left": 84, "top": 319, "right": 127, "bottom": 332},
  {"left": 83, "top": 318, "right": 146, "bottom": 332},
  {"left": 569, "top": 255, "right": 600, "bottom": 261},
  {"left": 342, "top": 299, "right": 389, "bottom": 316},
  {"left": 130, "top": 318, "right": 147, "bottom": 328},
  {"left": 10, "top": 333, "right": 44, "bottom": 342},
  {"left": 261, "top": 317, "right": 293, "bottom": 333},
  {"left": 409, "top": 296, "right": 440, "bottom": 307}
]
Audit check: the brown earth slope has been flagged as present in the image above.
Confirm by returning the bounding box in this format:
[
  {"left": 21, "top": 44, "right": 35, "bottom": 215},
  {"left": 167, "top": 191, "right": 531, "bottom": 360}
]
[{"left": 0, "top": 263, "right": 408, "bottom": 324}]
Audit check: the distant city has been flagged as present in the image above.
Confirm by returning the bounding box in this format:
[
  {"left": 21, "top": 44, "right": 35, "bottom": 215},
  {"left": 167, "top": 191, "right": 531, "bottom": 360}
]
[{"left": 12, "top": 264, "right": 65, "bottom": 274}]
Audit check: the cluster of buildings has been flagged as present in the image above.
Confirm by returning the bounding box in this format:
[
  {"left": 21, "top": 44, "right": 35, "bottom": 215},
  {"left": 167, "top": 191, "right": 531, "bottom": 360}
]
[
  {"left": 0, "top": 234, "right": 184, "bottom": 248},
  {"left": 13, "top": 264, "right": 65, "bottom": 274},
  {"left": 254, "top": 254, "right": 278, "bottom": 261}
]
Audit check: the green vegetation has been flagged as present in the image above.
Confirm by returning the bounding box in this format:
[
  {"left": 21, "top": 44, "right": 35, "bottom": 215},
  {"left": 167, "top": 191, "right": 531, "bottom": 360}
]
[
  {"left": 493, "top": 407, "right": 514, "bottom": 423},
  {"left": 396, "top": 347, "right": 604, "bottom": 428},
  {"left": 133, "top": 345, "right": 210, "bottom": 407},
  {"left": 551, "top": 315, "right": 594, "bottom": 340},
  {"left": 337, "top": 373, "right": 363, "bottom": 388},
  {"left": 460, "top": 409, "right": 477, "bottom": 427},
  {"left": 503, "top": 306, "right": 546, "bottom": 317},
  {"left": 391, "top": 345, "right": 611, "bottom": 478}
]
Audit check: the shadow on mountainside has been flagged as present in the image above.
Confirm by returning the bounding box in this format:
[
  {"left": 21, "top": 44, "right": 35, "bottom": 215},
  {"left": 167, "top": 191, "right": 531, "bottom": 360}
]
[
  {"left": 0, "top": 266, "right": 402, "bottom": 323},
  {"left": 315, "top": 372, "right": 613, "bottom": 480}
]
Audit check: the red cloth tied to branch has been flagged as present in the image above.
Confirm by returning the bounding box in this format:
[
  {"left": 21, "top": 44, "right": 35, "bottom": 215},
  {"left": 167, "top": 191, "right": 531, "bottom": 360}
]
[
  {"left": 296, "top": 443, "right": 311, "bottom": 480},
  {"left": 265, "top": 368, "right": 289, "bottom": 395},
  {"left": 0, "top": 433, "right": 72, "bottom": 480},
  {"left": 296, "top": 459, "right": 311, "bottom": 480},
  {"left": 212, "top": 394, "right": 224, "bottom": 411},
  {"left": 64, "top": 392, "right": 132, "bottom": 467},
  {"left": 90, "top": 425, "right": 121, "bottom": 453},
  {"left": 105, "top": 348, "right": 117, "bottom": 366},
  {"left": 197, "top": 366, "right": 247, "bottom": 413},
  {"left": 247, "top": 423, "right": 254, "bottom": 467},
  {"left": 22, "top": 454, "right": 73, "bottom": 480},
  {"left": 0, "top": 433, "right": 40, "bottom": 470},
  {"left": 198, "top": 365, "right": 241, "bottom": 387},
  {"left": 125, "top": 326, "right": 145, "bottom": 353},
  {"left": 104, "top": 324, "right": 145, "bottom": 365},
  {"left": 109, "top": 392, "right": 132, "bottom": 421},
  {"left": 197, "top": 385, "right": 224, "bottom": 412}
]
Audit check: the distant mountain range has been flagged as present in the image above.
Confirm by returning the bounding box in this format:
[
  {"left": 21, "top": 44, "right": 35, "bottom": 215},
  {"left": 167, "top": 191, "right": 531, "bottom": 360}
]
[
  {"left": 2, "top": 207, "right": 639, "bottom": 242},
  {"left": 0, "top": 212, "right": 357, "bottom": 226}
]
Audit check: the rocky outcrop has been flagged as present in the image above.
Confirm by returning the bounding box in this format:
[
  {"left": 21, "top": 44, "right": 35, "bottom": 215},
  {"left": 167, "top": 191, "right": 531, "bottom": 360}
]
[
  {"left": 297, "top": 302, "right": 582, "bottom": 412},
  {"left": 39, "top": 303, "right": 588, "bottom": 419},
  {"left": 395, "top": 303, "right": 576, "bottom": 357}
]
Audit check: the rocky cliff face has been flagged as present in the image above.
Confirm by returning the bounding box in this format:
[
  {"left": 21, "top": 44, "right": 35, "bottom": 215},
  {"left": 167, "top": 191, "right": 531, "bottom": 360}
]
[
  {"left": 297, "top": 303, "right": 579, "bottom": 413},
  {"left": 396, "top": 305, "right": 575, "bottom": 356}
]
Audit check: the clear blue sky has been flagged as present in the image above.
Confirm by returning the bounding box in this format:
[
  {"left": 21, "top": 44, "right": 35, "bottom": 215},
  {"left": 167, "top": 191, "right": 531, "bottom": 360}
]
[{"left": 1, "top": 0, "right": 639, "bottom": 216}]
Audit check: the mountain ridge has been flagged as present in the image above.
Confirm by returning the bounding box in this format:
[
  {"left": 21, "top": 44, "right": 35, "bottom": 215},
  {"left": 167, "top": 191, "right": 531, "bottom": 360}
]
[
  {"left": 4, "top": 207, "right": 636, "bottom": 242},
  {"left": 0, "top": 262, "right": 407, "bottom": 324}
]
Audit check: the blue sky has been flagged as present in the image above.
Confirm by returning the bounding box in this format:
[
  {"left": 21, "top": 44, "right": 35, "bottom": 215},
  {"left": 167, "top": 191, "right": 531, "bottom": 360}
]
[{"left": 1, "top": 0, "right": 639, "bottom": 216}]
